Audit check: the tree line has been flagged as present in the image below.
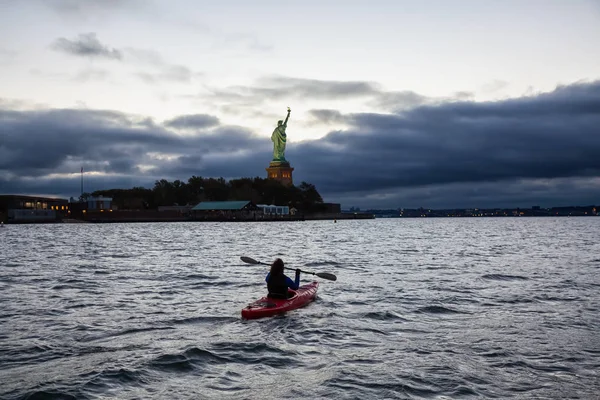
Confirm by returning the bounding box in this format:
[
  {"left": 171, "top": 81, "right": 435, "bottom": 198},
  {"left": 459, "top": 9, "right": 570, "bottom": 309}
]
[{"left": 83, "top": 176, "right": 326, "bottom": 212}]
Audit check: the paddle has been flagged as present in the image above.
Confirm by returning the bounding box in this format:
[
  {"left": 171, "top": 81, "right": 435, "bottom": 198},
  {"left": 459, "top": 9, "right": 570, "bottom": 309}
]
[{"left": 240, "top": 256, "right": 337, "bottom": 281}]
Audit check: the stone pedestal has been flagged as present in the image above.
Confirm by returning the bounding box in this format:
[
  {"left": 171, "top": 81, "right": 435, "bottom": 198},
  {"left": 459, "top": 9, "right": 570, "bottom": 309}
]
[{"left": 266, "top": 161, "right": 294, "bottom": 186}]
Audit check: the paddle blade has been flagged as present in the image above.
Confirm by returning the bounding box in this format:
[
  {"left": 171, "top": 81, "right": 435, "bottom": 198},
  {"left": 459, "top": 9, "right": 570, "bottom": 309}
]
[
  {"left": 240, "top": 256, "right": 261, "bottom": 264},
  {"left": 315, "top": 272, "right": 337, "bottom": 281}
]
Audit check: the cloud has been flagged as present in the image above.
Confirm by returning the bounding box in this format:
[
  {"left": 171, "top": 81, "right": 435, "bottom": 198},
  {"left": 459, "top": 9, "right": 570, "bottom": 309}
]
[
  {"left": 48, "top": 37, "right": 196, "bottom": 84},
  {"left": 333, "top": 178, "right": 600, "bottom": 210},
  {"left": 51, "top": 33, "right": 123, "bottom": 60},
  {"left": 0, "top": 107, "right": 265, "bottom": 184},
  {"left": 207, "top": 76, "right": 475, "bottom": 116},
  {"left": 2, "top": 80, "right": 600, "bottom": 208},
  {"left": 209, "top": 76, "right": 380, "bottom": 103},
  {"left": 164, "top": 114, "right": 220, "bottom": 130},
  {"left": 285, "top": 80, "right": 600, "bottom": 206},
  {"left": 124, "top": 48, "right": 195, "bottom": 84},
  {"left": 371, "top": 90, "right": 430, "bottom": 111},
  {"left": 307, "top": 109, "right": 345, "bottom": 125},
  {"left": 44, "top": 0, "right": 137, "bottom": 16}
]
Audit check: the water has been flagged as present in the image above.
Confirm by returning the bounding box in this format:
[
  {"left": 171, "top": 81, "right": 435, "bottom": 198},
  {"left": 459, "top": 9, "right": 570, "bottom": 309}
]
[{"left": 1, "top": 218, "right": 599, "bottom": 399}]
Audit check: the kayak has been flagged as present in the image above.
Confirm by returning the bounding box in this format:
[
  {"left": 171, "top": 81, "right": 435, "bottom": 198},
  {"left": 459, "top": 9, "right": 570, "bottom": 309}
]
[{"left": 241, "top": 281, "right": 319, "bottom": 319}]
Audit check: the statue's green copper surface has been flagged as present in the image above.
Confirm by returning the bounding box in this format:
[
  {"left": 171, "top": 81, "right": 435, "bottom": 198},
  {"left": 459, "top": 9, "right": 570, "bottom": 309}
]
[{"left": 271, "top": 107, "right": 291, "bottom": 162}]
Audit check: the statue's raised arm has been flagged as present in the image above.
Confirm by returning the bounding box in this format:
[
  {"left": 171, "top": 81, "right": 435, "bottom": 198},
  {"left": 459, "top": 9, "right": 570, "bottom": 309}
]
[{"left": 283, "top": 107, "right": 291, "bottom": 127}]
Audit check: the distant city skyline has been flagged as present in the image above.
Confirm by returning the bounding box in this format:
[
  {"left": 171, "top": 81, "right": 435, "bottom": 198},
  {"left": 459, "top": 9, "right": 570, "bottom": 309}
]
[{"left": 1, "top": 0, "right": 599, "bottom": 208}]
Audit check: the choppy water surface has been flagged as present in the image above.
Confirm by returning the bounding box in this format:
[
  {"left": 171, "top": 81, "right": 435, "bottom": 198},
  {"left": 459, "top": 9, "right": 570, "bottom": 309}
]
[{"left": 1, "top": 218, "right": 599, "bottom": 399}]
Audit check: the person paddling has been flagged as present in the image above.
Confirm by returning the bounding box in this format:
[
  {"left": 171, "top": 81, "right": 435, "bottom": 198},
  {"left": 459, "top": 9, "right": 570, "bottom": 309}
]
[{"left": 266, "top": 258, "right": 300, "bottom": 299}]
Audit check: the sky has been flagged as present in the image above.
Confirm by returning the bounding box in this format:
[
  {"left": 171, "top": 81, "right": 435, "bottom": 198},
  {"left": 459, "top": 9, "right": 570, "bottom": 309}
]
[{"left": 1, "top": 0, "right": 600, "bottom": 209}]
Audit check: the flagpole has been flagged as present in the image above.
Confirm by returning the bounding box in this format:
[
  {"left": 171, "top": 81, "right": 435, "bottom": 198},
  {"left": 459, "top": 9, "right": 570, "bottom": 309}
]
[{"left": 81, "top": 167, "right": 83, "bottom": 200}]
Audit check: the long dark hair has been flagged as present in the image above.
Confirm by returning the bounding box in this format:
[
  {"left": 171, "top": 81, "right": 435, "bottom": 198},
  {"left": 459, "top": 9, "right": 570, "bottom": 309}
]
[{"left": 270, "top": 258, "right": 284, "bottom": 277}]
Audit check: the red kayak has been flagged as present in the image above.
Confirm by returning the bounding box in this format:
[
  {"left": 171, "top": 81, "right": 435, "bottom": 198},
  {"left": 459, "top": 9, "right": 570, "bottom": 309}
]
[{"left": 241, "top": 282, "right": 319, "bottom": 319}]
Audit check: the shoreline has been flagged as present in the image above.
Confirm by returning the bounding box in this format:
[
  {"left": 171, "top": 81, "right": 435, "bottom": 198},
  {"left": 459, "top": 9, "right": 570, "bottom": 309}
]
[{"left": 3, "top": 212, "right": 375, "bottom": 224}]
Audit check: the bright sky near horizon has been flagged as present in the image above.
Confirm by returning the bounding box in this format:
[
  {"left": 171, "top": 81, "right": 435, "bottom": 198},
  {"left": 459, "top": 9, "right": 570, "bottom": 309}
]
[{"left": 1, "top": 0, "right": 600, "bottom": 208}]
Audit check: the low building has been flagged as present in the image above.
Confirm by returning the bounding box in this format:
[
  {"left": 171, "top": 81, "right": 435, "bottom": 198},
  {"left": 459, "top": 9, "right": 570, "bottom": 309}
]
[
  {"left": 0, "top": 195, "right": 69, "bottom": 223},
  {"left": 88, "top": 196, "right": 113, "bottom": 211},
  {"left": 8, "top": 209, "right": 57, "bottom": 223},
  {"left": 257, "top": 204, "right": 290, "bottom": 215}
]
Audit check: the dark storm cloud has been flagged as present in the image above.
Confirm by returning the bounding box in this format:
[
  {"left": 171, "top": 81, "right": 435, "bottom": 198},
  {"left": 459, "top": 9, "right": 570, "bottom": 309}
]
[
  {"left": 164, "top": 114, "right": 220, "bottom": 130},
  {"left": 372, "top": 90, "right": 430, "bottom": 110},
  {"left": 331, "top": 178, "right": 600, "bottom": 210},
  {"left": 308, "top": 110, "right": 345, "bottom": 125},
  {"left": 2, "top": 80, "right": 600, "bottom": 208},
  {"left": 0, "top": 108, "right": 266, "bottom": 190},
  {"left": 287, "top": 80, "right": 600, "bottom": 206},
  {"left": 51, "top": 33, "right": 123, "bottom": 60}
]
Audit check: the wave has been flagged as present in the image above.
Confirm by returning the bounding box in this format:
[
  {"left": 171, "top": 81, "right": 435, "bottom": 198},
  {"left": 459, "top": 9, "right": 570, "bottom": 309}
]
[
  {"left": 150, "top": 353, "right": 197, "bottom": 372},
  {"left": 324, "top": 374, "right": 439, "bottom": 398},
  {"left": 482, "top": 274, "right": 529, "bottom": 281},
  {"left": 167, "top": 315, "right": 239, "bottom": 325},
  {"left": 415, "top": 305, "right": 466, "bottom": 314},
  {"left": 533, "top": 294, "right": 580, "bottom": 302},
  {"left": 490, "top": 360, "right": 574, "bottom": 373},
  {"left": 84, "top": 367, "right": 149, "bottom": 386},
  {"left": 495, "top": 296, "right": 536, "bottom": 304},
  {"left": 304, "top": 260, "right": 342, "bottom": 267},
  {"left": 17, "top": 390, "right": 84, "bottom": 400},
  {"left": 361, "top": 311, "right": 407, "bottom": 321},
  {"left": 149, "top": 344, "right": 299, "bottom": 372},
  {"left": 79, "top": 325, "right": 175, "bottom": 342},
  {"left": 183, "top": 273, "right": 216, "bottom": 280}
]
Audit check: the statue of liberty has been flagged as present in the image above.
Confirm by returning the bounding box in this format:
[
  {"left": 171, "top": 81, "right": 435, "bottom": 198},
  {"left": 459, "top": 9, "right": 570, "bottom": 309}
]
[{"left": 271, "top": 107, "right": 291, "bottom": 162}]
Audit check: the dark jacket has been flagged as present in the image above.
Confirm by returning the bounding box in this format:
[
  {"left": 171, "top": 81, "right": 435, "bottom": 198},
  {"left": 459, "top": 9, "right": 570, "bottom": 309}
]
[{"left": 266, "top": 271, "right": 300, "bottom": 298}]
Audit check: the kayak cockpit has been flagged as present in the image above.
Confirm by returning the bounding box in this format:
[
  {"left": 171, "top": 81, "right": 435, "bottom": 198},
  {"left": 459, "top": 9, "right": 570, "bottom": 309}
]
[{"left": 267, "top": 290, "right": 298, "bottom": 300}]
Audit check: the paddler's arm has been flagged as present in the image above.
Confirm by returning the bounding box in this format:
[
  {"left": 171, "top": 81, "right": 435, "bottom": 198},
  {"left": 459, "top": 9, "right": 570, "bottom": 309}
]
[
  {"left": 295, "top": 269, "right": 300, "bottom": 287},
  {"left": 286, "top": 271, "right": 300, "bottom": 290}
]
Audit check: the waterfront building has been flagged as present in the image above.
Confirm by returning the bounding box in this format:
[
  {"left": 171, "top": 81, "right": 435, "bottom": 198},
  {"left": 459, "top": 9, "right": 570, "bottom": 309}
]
[
  {"left": 257, "top": 204, "right": 290, "bottom": 215},
  {"left": 0, "top": 195, "right": 69, "bottom": 223}
]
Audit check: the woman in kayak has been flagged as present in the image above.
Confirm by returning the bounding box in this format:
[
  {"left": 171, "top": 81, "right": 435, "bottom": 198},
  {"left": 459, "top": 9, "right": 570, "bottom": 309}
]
[{"left": 266, "top": 258, "right": 300, "bottom": 299}]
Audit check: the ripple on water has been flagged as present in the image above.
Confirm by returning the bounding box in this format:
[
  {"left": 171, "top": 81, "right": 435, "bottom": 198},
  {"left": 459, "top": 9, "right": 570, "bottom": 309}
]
[
  {"left": 481, "top": 274, "right": 530, "bottom": 281},
  {"left": 360, "top": 310, "right": 408, "bottom": 320},
  {"left": 1, "top": 219, "right": 599, "bottom": 399},
  {"left": 415, "top": 305, "right": 468, "bottom": 314},
  {"left": 17, "top": 390, "right": 83, "bottom": 400}
]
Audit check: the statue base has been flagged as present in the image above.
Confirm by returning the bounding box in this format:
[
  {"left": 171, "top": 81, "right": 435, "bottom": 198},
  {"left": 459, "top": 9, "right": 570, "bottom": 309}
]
[{"left": 266, "top": 161, "right": 294, "bottom": 186}]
